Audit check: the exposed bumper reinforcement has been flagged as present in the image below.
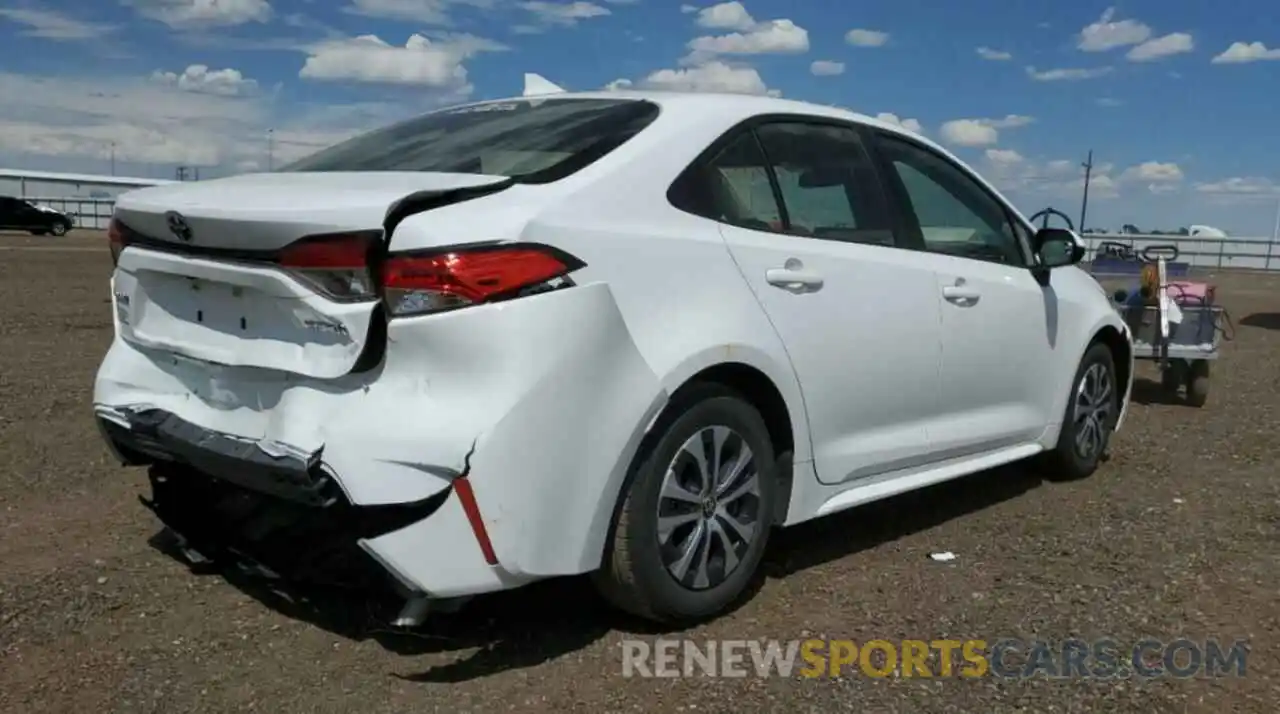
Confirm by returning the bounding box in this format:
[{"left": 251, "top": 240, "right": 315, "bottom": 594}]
[{"left": 99, "top": 406, "right": 452, "bottom": 592}]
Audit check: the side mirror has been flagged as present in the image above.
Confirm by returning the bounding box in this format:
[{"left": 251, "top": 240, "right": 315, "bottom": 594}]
[{"left": 1033, "top": 227, "right": 1086, "bottom": 269}]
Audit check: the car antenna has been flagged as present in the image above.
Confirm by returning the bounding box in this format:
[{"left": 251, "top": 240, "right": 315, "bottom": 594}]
[{"left": 523, "top": 73, "right": 566, "bottom": 97}]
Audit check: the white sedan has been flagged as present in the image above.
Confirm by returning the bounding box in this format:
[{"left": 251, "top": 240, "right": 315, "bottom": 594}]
[{"left": 93, "top": 85, "right": 1133, "bottom": 625}]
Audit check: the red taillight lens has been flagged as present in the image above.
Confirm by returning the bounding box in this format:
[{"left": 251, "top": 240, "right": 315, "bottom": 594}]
[
  {"left": 108, "top": 217, "right": 128, "bottom": 265},
  {"left": 380, "top": 244, "right": 584, "bottom": 317},
  {"left": 278, "top": 232, "right": 381, "bottom": 301}
]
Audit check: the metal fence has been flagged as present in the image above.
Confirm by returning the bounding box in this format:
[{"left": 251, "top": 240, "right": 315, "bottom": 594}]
[
  {"left": 20, "top": 195, "right": 1280, "bottom": 271},
  {"left": 23, "top": 196, "right": 116, "bottom": 230},
  {"left": 1077, "top": 233, "right": 1279, "bottom": 272}
]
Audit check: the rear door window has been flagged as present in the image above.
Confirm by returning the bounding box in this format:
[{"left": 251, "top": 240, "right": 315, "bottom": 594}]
[{"left": 669, "top": 120, "right": 897, "bottom": 247}]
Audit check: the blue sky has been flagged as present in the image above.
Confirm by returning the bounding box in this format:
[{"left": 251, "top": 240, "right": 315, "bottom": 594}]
[{"left": 1, "top": 0, "right": 1279, "bottom": 234}]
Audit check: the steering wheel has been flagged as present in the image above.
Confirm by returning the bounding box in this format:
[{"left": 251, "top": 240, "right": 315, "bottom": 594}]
[
  {"left": 1028, "top": 207, "right": 1075, "bottom": 231},
  {"left": 1142, "top": 244, "right": 1180, "bottom": 262}
]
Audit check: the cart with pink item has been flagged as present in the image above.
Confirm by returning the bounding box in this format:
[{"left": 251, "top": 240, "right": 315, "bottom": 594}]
[{"left": 1091, "top": 242, "right": 1233, "bottom": 407}]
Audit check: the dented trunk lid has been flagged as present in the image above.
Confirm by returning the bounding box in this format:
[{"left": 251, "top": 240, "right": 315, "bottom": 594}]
[{"left": 110, "top": 171, "right": 511, "bottom": 379}]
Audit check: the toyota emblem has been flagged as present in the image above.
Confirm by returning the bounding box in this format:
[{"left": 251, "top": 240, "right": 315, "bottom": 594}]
[{"left": 165, "top": 211, "right": 193, "bottom": 242}]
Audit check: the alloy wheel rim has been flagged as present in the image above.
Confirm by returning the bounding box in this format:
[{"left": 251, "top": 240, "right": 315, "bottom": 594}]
[
  {"left": 1073, "top": 362, "right": 1113, "bottom": 459},
  {"left": 656, "top": 425, "right": 762, "bottom": 590}
]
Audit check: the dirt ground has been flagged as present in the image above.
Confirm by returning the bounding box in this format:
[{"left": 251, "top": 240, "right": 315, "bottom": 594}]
[{"left": 2, "top": 229, "right": 1278, "bottom": 713}]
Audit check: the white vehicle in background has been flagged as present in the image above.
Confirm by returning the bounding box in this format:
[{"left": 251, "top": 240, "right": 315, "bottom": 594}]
[
  {"left": 92, "top": 84, "right": 1134, "bottom": 625},
  {"left": 1187, "top": 225, "right": 1227, "bottom": 238}
]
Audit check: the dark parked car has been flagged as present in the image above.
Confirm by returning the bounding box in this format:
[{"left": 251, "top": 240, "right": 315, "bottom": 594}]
[{"left": 0, "top": 196, "right": 74, "bottom": 235}]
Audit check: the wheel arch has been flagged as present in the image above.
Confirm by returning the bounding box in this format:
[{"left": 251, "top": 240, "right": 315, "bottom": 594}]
[
  {"left": 592, "top": 351, "right": 807, "bottom": 574},
  {"left": 1090, "top": 323, "right": 1132, "bottom": 409}
]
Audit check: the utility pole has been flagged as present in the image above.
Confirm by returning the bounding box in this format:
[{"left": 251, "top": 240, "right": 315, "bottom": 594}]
[
  {"left": 1079, "top": 149, "right": 1094, "bottom": 232},
  {"left": 267, "top": 128, "right": 275, "bottom": 171},
  {"left": 109, "top": 142, "right": 116, "bottom": 176}
]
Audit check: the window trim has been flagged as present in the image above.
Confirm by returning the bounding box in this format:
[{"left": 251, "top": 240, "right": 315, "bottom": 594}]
[
  {"left": 666, "top": 113, "right": 901, "bottom": 250},
  {"left": 865, "top": 129, "right": 1038, "bottom": 268}
]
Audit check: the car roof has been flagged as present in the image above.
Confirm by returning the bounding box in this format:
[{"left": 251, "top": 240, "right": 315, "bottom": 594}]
[{"left": 450, "top": 89, "right": 951, "bottom": 156}]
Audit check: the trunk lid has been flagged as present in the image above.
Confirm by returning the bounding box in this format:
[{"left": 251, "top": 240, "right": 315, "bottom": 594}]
[
  {"left": 111, "top": 171, "right": 511, "bottom": 379},
  {"left": 114, "top": 171, "right": 509, "bottom": 252}
]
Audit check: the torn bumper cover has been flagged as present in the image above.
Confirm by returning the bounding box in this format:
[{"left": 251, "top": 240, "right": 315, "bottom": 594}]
[{"left": 97, "top": 405, "right": 451, "bottom": 593}]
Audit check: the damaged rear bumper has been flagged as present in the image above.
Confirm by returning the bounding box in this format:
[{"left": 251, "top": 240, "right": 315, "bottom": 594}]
[{"left": 96, "top": 404, "right": 508, "bottom": 598}]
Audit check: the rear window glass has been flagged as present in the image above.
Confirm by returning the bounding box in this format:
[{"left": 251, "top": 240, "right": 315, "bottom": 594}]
[{"left": 281, "top": 98, "right": 660, "bottom": 183}]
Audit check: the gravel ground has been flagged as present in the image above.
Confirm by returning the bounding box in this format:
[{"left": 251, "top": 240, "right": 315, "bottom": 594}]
[{"left": 2, "top": 232, "right": 1278, "bottom": 713}]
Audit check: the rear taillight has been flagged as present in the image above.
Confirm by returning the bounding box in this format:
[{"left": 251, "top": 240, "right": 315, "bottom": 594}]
[
  {"left": 278, "top": 231, "right": 381, "bottom": 301},
  {"left": 108, "top": 217, "right": 128, "bottom": 265},
  {"left": 380, "top": 243, "right": 585, "bottom": 318}
]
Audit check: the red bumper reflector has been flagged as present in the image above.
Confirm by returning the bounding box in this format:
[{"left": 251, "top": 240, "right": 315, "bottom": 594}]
[{"left": 452, "top": 476, "right": 498, "bottom": 566}]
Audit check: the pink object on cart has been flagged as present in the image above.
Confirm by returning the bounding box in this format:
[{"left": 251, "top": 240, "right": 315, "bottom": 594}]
[{"left": 1166, "top": 281, "right": 1214, "bottom": 305}]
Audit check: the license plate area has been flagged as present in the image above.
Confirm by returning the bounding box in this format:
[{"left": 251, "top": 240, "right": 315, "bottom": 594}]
[
  {"left": 131, "top": 271, "right": 352, "bottom": 347},
  {"left": 140, "top": 273, "right": 271, "bottom": 338}
]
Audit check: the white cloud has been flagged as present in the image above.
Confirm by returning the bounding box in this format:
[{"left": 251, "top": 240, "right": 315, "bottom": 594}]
[
  {"left": 810, "top": 60, "right": 845, "bottom": 76},
  {"left": 1120, "top": 161, "right": 1184, "bottom": 182},
  {"left": 519, "top": 1, "right": 610, "bottom": 28},
  {"left": 938, "top": 114, "right": 1033, "bottom": 147},
  {"left": 845, "top": 28, "right": 889, "bottom": 47},
  {"left": 875, "top": 112, "right": 923, "bottom": 135},
  {"left": 978, "top": 152, "right": 1124, "bottom": 200},
  {"left": 641, "top": 60, "right": 777, "bottom": 95},
  {"left": 0, "top": 70, "right": 456, "bottom": 175},
  {"left": 695, "top": 1, "right": 754, "bottom": 31},
  {"left": 684, "top": 18, "right": 808, "bottom": 63},
  {"left": 0, "top": 7, "right": 119, "bottom": 39},
  {"left": 299, "top": 33, "right": 493, "bottom": 88},
  {"left": 1194, "top": 177, "right": 1280, "bottom": 195},
  {"left": 1077, "top": 7, "right": 1151, "bottom": 52},
  {"left": 343, "top": 0, "right": 484, "bottom": 24},
  {"left": 1211, "top": 41, "right": 1280, "bottom": 64},
  {"left": 985, "top": 148, "right": 1024, "bottom": 165},
  {"left": 1025, "top": 66, "right": 1113, "bottom": 81},
  {"left": 1126, "top": 32, "right": 1194, "bottom": 62},
  {"left": 940, "top": 120, "right": 997, "bottom": 147},
  {"left": 0, "top": 71, "right": 258, "bottom": 168},
  {"left": 152, "top": 64, "right": 260, "bottom": 96},
  {"left": 976, "top": 46, "right": 1012, "bottom": 61},
  {"left": 603, "top": 77, "right": 633, "bottom": 91},
  {"left": 123, "top": 0, "right": 272, "bottom": 28}
]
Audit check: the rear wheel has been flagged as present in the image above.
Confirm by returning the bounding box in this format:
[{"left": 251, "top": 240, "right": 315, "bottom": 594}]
[
  {"left": 594, "top": 384, "right": 777, "bottom": 623},
  {"left": 1186, "top": 361, "right": 1210, "bottom": 407},
  {"left": 1041, "top": 342, "right": 1118, "bottom": 481},
  {"left": 1161, "top": 361, "right": 1183, "bottom": 393}
]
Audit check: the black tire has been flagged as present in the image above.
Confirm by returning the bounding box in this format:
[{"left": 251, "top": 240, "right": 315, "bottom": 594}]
[
  {"left": 593, "top": 383, "right": 778, "bottom": 623},
  {"left": 1161, "top": 362, "right": 1182, "bottom": 393},
  {"left": 1040, "top": 342, "right": 1118, "bottom": 481},
  {"left": 1186, "top": 361, "right": 1210, "bottom": 407},
  {"left": 50, "top": 222, "right": 68, "bottom": 236}
]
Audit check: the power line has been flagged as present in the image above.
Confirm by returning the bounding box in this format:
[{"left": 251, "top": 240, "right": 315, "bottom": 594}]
[{"left": 1079, "top": 149, "right": 1094, "bottom": 231}]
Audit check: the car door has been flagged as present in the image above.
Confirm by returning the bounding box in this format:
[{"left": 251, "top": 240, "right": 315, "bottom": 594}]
[
  {"left": 671, "top": 120, "right": 943, "bottom": 485},
  {"left": 9, "top": 199, "right": 40, "bottom": 230},
  {"left": 0, "top": 197, "right": 20, "bottom": 229},
  {"left": 866, "top": 130, "right": 1058, "bottom": 457}
]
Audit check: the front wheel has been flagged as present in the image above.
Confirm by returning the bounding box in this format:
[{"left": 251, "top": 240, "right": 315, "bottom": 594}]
[
  {"left": 1040, "top": 342, "right": 1118, "bottom": 481},
  {"left": 50, "top": 222, "right": 69, "bottom": 236},
  {"left": 594, "top": 384, "right": 778, "bottom": 623}
]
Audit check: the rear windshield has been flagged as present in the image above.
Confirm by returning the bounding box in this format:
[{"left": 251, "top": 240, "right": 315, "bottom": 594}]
[{"left": 281, "top": 98, "right": 660, "bottom": 183}]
